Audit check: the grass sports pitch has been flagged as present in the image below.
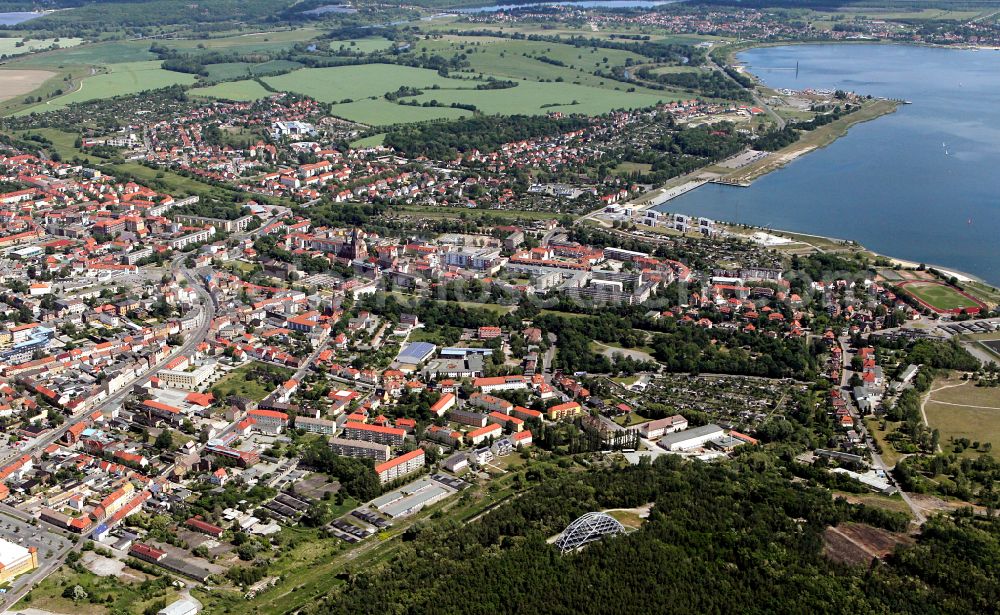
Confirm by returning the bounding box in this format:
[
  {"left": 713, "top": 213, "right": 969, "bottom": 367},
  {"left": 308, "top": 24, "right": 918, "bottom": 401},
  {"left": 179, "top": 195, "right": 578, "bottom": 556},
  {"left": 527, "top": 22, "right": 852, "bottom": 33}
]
[{"left": 898, "top": 281, "right": 985, "bottom": 314}]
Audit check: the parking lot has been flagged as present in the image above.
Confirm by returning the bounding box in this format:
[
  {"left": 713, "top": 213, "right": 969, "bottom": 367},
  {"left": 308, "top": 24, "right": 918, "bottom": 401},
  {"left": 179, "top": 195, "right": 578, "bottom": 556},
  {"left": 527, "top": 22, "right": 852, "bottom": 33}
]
[{"left": 0, "top": 511, "right": 72, "bottom": 565}]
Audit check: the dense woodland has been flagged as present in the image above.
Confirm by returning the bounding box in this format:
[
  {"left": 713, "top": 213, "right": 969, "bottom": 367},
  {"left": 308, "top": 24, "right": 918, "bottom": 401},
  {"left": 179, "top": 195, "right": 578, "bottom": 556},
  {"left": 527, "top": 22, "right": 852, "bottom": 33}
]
[
  {"left": 383, "top": 115, "right": 592, "bottom": 160},
  {"left": 306, "top": 455, "right": 997, "bottom": 614}
]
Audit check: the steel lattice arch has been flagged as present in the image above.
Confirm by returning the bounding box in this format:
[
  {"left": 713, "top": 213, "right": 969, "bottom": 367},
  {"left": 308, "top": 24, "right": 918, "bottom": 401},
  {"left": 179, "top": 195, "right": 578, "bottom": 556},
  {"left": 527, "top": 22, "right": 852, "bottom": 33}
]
[{"left": 554, "top": 512, "right": 626, "bottom": 554}]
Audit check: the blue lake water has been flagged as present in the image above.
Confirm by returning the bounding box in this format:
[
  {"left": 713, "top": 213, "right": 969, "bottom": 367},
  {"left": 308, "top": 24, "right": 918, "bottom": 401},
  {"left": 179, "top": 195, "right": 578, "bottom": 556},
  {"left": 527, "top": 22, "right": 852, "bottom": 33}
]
[
  {"left": 458, "top": 1, "right": 678, "bottom": 13},
  {"left": 0, "top": 12, "right": 43, "bottom": 25},
  {"left": 656, "top": 44, "right": 1000, "bottom": 284}
]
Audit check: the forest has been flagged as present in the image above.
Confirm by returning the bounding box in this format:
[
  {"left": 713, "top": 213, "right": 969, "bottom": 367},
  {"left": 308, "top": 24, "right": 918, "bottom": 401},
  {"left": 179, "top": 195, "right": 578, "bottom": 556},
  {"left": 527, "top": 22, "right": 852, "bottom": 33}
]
[
  {"left": 383, "top": 115, "right": 592, "bottom": 160},
  {"left": 305, "top": 455, "right": 998, "bottom": 614}
]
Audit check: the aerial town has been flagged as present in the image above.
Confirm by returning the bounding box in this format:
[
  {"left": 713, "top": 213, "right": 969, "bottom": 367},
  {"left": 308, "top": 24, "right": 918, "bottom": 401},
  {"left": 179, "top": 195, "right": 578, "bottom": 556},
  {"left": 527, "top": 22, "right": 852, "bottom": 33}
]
[
  {"left": 0, "top": 0, "right": 996, "bottom": 613},
  {"left": 0, "top": 85, "right": 994, "bottom": 613}
]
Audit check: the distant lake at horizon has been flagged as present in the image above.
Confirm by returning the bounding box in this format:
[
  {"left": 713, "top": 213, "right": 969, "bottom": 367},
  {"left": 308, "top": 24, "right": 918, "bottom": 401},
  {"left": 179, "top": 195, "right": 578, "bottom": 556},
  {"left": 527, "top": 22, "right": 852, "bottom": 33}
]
[
  {"left": 457, "top": 0, "right": 678, "bottom": 13},
  {"left": 0, "top": 11, "right": 44, "bottom": 25},
  {"left": 655, "top": 44, "right": 1000, "bottom": 285}
]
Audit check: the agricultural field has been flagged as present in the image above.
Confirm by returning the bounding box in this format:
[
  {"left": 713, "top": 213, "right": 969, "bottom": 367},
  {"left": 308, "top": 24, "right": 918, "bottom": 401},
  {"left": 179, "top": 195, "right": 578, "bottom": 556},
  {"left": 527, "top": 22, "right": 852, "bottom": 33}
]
[
  {"left": 263, "top": 64, "right": 483, "bottom": 102},
  {"left": 0, "top": 69, "right": 54, "bottom": 102},
  {"left": 408, "top": 79, "right": 675, "bottom": 116},
  {"left": 191, "top": 78, "right": 276, "bottom": 101},
  {"left": 12, "top": 40, "right": 157, "bottom": 66},
  {"left": 350, "top": 132, "right": 386, "bottom": 148},
  {"left": 328, "top": 99, "right": 473, "bottom": 126},
  {"left": 923, "top": 376, "right": 1000, "bottom": 459},
  {"left": 327, "top": 37, "right": 394, "bottom": 53},
  {"left": 159, "top": 28, "right": 321, "bottom": 51},
  {"left": 202, "top": 59, "right": 303, "bottom": 82},
  {"left": 413, "top": 36, "right": 667, "bottom": 92},
  {"left": 0, "top": 36, "right": 82, "bottom": 57},
  {"left": 899, "top": 281, "right": 985, "bottom": 313},
  {"left": 18, "top": 61, "right": 197, "bottom": 114}
]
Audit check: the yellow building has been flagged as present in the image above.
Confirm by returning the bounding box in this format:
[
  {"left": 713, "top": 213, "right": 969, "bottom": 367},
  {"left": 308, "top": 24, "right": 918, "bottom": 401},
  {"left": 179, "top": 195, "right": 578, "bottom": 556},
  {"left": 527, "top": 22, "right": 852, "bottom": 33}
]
[{"left": 0, "top": 538, "right": 38, "bottom": 584}]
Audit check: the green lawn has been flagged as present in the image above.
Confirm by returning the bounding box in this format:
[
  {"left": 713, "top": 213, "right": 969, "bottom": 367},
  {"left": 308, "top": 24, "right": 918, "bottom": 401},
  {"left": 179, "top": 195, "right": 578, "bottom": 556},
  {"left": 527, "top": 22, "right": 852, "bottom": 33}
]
[
  {"left": 17, "top": 61, "right": 197, "bottom": 114},
  {"left": 902, "top": 282, "right": 982, "bottom": 312},
  {"left": 614, "top": 413, "right": 648, "bottom": 427}
]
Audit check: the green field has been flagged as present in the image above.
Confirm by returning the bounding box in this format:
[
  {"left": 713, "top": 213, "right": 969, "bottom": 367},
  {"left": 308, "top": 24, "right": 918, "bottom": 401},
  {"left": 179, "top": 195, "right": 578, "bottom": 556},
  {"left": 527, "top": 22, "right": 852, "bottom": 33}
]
[
  {"left": 0, "top": 37, "right": 83, "bottom": 57},
  {"left": 329, "top": 99, "right": 472, "bottom": 126},
  {"left": 191, "top": 78, "right": 276, "bottom": 101},
  {"left": 902, "top": 282, "right": 982, "bottom": 312},
  {"left": 17, "top": 61, "right": 197, "bottom": 114},
  {"left": 12, "top": 40, "right": 156, "bottom": 66},
  {"left": 160, "top": 28, "right": 321, "bottom": 51},
  {"left": 212, "top": 361, "right": 292, "bottom": 401},
  {"left": 409, "top": 80, "right": 674, "bottom": 116},
  {"left": 350, "top": 132, "right": 386, "bottom": 148},
  {"left": 201, "top": 59, "right": 303, "bottom": 82},
  {"left": 328, "top": 37, "right": 394, "bottom": 53},
  {"left": 263, "top": 64, "right": 483, "bottom": 102},
  {"left": 414, "top": 36, "right": 663, "bottom": 92},
  {"left": 924, "top": 378, "right": 1000, "bottom": 460}
]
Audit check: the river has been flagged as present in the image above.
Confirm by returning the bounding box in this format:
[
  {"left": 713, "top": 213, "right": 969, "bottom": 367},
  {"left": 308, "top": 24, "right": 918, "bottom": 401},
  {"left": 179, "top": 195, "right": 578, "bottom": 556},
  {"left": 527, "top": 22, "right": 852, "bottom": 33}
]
[{"left": 655, "top": 44, "right": 1000, "bottom": 285}]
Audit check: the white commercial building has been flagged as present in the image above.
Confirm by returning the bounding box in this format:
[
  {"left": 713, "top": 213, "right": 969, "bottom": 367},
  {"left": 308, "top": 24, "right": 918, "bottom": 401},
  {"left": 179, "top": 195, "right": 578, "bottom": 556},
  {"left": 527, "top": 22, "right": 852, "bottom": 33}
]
[{"left": 656, "top": 424, "right": 724, "bottom": 451}]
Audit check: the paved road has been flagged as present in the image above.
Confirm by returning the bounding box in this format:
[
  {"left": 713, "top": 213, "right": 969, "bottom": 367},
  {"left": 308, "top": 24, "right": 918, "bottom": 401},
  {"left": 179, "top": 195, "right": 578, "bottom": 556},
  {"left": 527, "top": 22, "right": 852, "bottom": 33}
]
[
  {"left": 838, "top": 336, "right": 925, "bottom": 525},
  {"left": 0, "top": 259, "right": 215, "bottom": 467},
  {"left": 0, "top": 257, "right": 217, "bottom": 606}
]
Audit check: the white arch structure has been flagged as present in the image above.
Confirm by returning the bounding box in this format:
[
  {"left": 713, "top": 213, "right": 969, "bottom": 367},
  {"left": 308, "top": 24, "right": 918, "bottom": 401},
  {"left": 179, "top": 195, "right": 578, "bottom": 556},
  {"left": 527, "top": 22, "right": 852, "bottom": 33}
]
[{"left": 554, "top": 512, "right": 626, "bottom": 554}]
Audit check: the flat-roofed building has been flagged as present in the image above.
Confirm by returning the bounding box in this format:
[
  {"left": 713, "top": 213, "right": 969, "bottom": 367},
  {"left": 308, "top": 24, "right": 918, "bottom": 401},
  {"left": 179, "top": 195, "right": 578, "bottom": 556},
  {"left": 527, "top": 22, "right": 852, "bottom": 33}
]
[
  {"left": 341, "top": 421, "right": 405, "bottom": 446},
  {"left": 295, "top": 416, "right": 336, "bottom": 435},
  {"left": 448, "top": 407, "right": 488, "bottom": 428},
  {"left": 328, "top": 436, "right": 391, "bottom": 461},
  {"left": 657, "top": 424, "right": 724, "bottom": 451},
  {"left": 0, "top": 538, "right": 37, "bottom": 583},
  {"left": 159, "top": 362, "right": 217, "bottom": 391},
  {"left": 375, "top": 449, "right": 425, "bottom": 484}
]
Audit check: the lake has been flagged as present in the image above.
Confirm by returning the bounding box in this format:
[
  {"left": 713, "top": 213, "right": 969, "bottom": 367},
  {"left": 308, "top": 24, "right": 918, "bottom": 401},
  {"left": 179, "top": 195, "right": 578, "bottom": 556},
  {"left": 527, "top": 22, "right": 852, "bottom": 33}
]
[
  {"left": 656, "top": 44, "right": 1000, "bottom": 284},
  {"left": 458, "top": 1, "right": 678, "bottom": 13},
  {"left": 0, "top": 12, "right": 43, "bottom": 25}
]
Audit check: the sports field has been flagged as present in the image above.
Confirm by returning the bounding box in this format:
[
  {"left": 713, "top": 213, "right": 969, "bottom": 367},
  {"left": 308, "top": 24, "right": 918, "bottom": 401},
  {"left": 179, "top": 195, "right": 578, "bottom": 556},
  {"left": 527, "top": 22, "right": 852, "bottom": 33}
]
[
  {"left": 17, "top": 61, "right": 197, "bottom": 114},
  {"left": 923, "top": 377, "right": 1000, "bottom": 459},
  {"left": 898, "top": 280, "right": 985, "bottom": 314}
]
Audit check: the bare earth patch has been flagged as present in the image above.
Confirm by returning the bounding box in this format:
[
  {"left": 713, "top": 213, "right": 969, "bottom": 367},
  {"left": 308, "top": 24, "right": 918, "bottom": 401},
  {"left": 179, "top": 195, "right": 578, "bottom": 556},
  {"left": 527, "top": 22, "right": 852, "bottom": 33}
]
[
  {"left": 0, "top": 69, "right": 54, "bottom": 102},
  {"left": 822, "top": 522, "right": 912, "bottom": 566}
]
